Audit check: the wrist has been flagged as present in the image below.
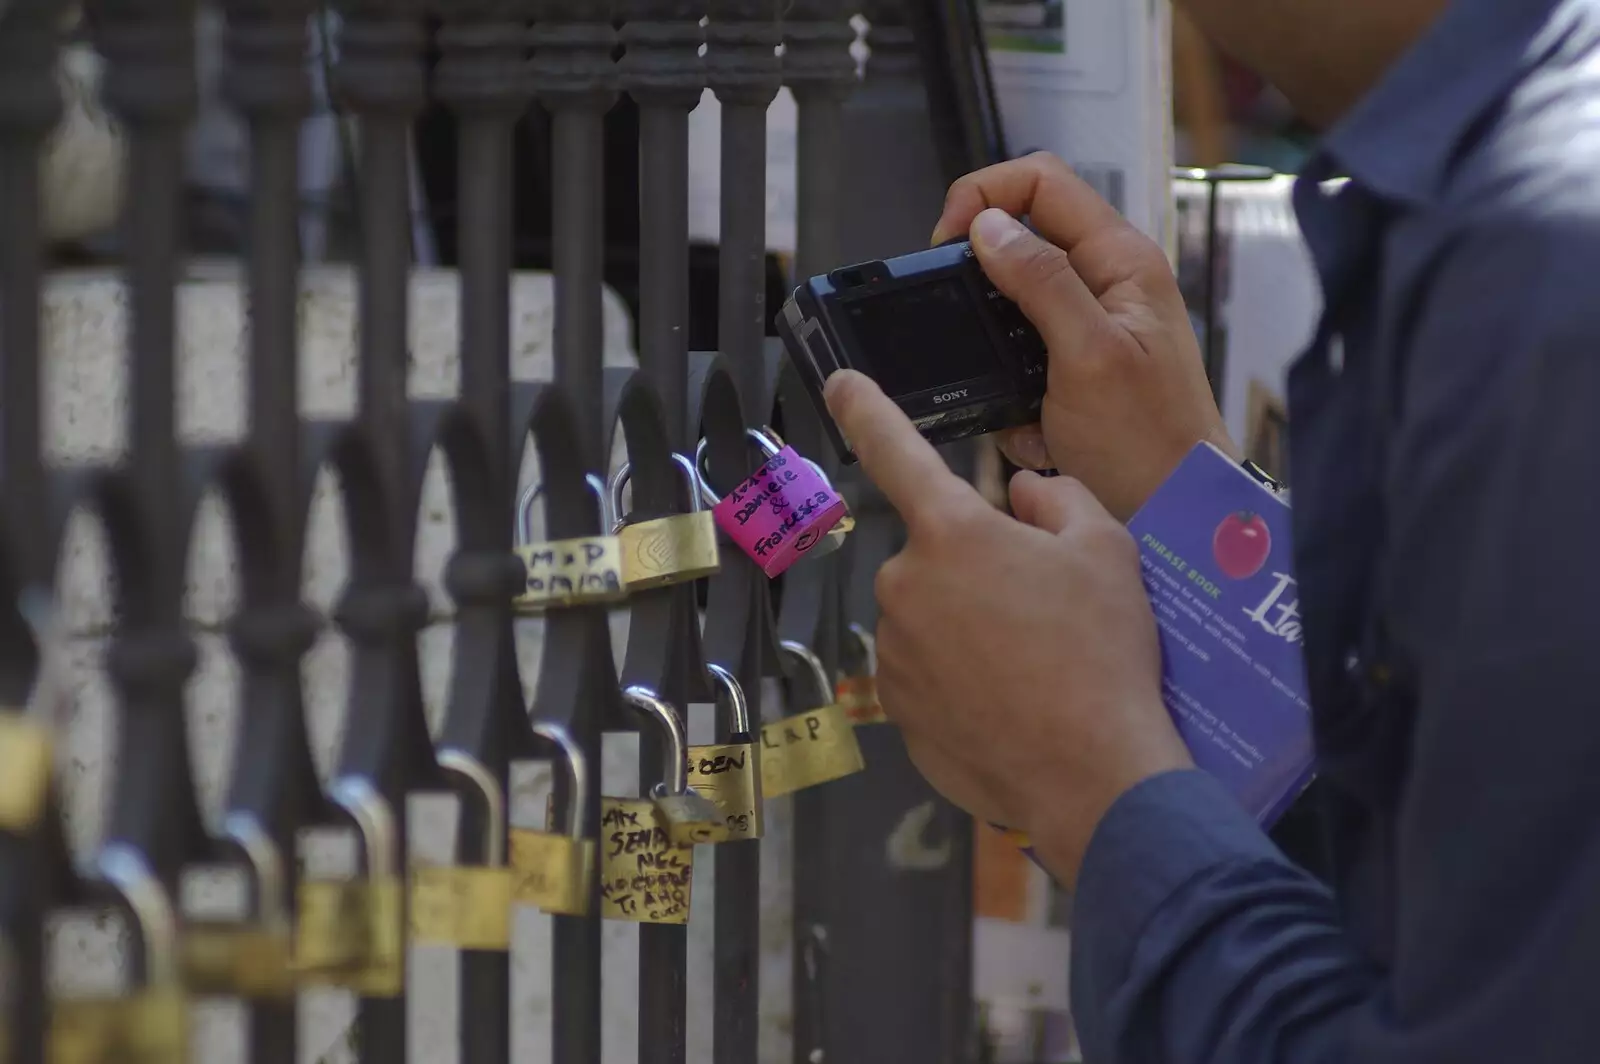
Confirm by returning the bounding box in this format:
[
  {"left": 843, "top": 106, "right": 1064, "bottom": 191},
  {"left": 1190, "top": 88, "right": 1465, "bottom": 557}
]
[{"left": 1021, "top": 724, "right": 1193, "bottom": 890}]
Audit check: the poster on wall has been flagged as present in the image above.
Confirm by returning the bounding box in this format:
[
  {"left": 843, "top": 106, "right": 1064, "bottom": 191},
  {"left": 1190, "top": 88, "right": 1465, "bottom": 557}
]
[{"left": 977, "top": 0, "right": 1174, "bottom": 244}]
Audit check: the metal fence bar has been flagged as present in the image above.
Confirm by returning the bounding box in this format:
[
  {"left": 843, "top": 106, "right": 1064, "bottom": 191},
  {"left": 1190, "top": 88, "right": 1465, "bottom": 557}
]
[
  {"left": 704, "top": 4, "right": 784, "bottom": 1063},
  {"left": 218, "top": 1, "right": 321, "bottom": 1062},
  {"left": 529, "top": 5, "right": 618, "bottom": 1064},
  {"left": 95, "top": 0, "right": 209, "bottom": 996},
  {"left": 618, "top": 3, "right": 708, "bottom": 1061},
  {"left": 778, "top": 7, "right": 859, "bottom": 1064},
  {"left": 0, "top": 3, "right": 66, "bottom": 1063},
  {"left": 433, "top": 4, "right": 531, "bottom": 1063}
]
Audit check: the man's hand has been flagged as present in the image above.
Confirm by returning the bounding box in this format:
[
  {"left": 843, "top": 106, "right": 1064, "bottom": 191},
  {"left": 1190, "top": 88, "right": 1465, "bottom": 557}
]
[
  {"left": 933, "top": 152, "right": 1236, "bottom": 520},
  {"left": 825, "top": 369, "right": 1193, "bottom": 888}
]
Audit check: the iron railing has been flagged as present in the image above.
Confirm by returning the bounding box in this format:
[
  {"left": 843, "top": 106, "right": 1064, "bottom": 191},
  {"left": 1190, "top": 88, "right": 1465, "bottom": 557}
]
[{"left": 0, "top": 0, "right": 975, "bottom": 1062}]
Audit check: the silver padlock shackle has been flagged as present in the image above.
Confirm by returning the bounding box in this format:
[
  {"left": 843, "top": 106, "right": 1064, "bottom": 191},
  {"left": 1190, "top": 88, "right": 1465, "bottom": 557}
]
[
  {"left": 607, "top": 452, "right": 704, "bottom": 535},
  {"left": 845, "top": 622, "right": 877, "bottom": 676},
  {"left": 223, "top": 811, "right": 290, "bottom": 930},
  {"left": 694, "top": 425, "right": 789, "bottom": 508},
  {"left": 330, "top": 776, "right": 400, "bottom": 877},
  {"left": 532, "top": 720, "right": 591, "bottom": 840},
  {"left": 620, "top": 686, "right": 689, "bottom": 800},
  {"left": 779, "top": 639, "right": 833, "bottom": 710},
  {"left": 437, "top": 750, "right": 506, "bottom": 867},
  {"left": 705, "top": 663, "right": 752, "bottom": 736},
  {"left": 96, "top": 844, "right": 180, "bottom": 985},
  {"left": 515, "top": 472, "right": 611, "bottom": 546}
]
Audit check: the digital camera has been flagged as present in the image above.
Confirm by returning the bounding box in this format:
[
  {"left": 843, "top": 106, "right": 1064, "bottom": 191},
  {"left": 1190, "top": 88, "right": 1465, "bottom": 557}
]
[{"left": 776, "top": 240, "right": 1048, "bottom": 464}]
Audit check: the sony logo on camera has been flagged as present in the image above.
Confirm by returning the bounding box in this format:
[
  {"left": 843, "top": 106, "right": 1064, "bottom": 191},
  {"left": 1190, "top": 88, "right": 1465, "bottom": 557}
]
[{"left": 931, "top": 389, "right": 970, "bottom": 404}]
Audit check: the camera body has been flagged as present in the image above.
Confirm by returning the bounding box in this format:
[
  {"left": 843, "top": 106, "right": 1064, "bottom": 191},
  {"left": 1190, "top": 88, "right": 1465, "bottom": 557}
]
[{"left": 776, "top": 240, "right": 1048, "bottom": 464}]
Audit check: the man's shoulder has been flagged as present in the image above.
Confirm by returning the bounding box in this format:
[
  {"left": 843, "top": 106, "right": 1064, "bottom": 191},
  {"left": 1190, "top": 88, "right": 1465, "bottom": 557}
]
[{"left": 1440, "top": 9, "right": 1600, "bottom": 240}]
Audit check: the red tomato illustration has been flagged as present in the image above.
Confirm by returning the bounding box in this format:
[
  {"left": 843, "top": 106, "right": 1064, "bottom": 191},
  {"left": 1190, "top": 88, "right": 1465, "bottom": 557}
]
[{"left": 1212, "top": 511, "right": 1272, "bottom": 580}]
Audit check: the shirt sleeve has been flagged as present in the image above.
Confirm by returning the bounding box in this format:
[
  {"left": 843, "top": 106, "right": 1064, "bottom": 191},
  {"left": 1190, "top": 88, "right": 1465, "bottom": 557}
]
[{"left": 1069, "top": 217, "right": 1600, "bottom": 1064}]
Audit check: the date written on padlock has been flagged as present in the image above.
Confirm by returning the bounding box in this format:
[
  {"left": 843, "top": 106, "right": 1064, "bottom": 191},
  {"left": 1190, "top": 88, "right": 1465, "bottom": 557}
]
[
  {"left": 684, "top": 743, "right": 763, "bottom": 841},
  {"left": 408, "top": 866, "right": 513, "bottom": 950},
  {"left": 514, "top": 537, "right": 627, "bottom": 610},
  {"left": 49, "top": 988, "right": 188, "bottom": 1064},
  {"left": 510, "top": 829, "right": 595, "bottom": 915},
  {"left": 0, "top": 714, "right": 52, "bottom": 834},
  {"left": 835, "top": 674, "right": 889, "bottom": 726},
  {"left": 292, "top": 877, "right": 404, "bottom": 996},
  {"left": 760, "top": 703, "right": 867, "bottom": 799},
  {"left": 598, "top": 798, "right": 694, "bottom": 925},
  {"left": 181, "top": 923, "right": 294, "bottom": 998},
  {"left": 712, "top": 446, "right": 847, "bottom": 579}
]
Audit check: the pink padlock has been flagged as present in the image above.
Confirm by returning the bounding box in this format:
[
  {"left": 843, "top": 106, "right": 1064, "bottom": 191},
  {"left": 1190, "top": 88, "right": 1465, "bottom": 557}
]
[{"left": 706, "top": 428, "right": 848, "bottom": 578}]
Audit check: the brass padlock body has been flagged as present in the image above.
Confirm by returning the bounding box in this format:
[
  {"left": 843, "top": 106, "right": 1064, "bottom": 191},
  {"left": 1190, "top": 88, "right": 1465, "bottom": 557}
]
[
  {"left": 760, "top": 703, "right": 867, "bottom": 798},
  {"left": 292, "top": 878, "right": 404, "bottom": 996},
  {"left": 48, "top": 989, "right": 188, "bottom": 1064},
  {"left": 0, "top": 715, "right": 52, "bottom": 834},
  {"left": 408, "top": 866, "right": 513, "bottom": 950},
  {"left": 685, "top": 742, "right": 763, "bottom": 840},
  {"left": 617, "top": 511, "right": 720, "bottom": 590},
  {"left": 597, "top": 798, "right": 694, "bottom": 925},
  {"left": 510, "top": 829, "right": 596, "bottom": 916},
  {"left": 514, "top": 536, "right": 628, "bottom": 611},
  {"left": 652, "top": 788, "right": 732, "bottom": 846},
  {"left": 181, "top": 924, "right": 294, "bottom": 998}
]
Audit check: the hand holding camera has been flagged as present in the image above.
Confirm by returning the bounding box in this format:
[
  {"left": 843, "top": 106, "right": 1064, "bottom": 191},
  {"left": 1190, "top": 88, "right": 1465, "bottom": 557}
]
[{"left": 781, "top": 152, "right": 1235, "bottom": 521}]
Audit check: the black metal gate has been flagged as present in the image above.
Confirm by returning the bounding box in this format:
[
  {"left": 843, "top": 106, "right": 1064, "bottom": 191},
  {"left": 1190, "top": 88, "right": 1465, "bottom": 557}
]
[{"left": 0, "top": 1, "right": 975, "bottom": 1062}]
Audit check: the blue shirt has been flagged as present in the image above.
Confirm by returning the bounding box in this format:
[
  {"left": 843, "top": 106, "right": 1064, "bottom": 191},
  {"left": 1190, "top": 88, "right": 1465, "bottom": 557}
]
[{"left": 1071, "top": 1, "right": 1600, "bottom": 1060}]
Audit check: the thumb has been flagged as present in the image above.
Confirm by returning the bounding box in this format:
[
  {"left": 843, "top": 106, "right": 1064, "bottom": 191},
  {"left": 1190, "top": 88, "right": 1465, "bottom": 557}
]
[
  {"left": 1008, "top": 470, "right": 1101, "bottom": 535},
  {"left": 970, "top": 208, "right": 1103, "bottom": 351}
]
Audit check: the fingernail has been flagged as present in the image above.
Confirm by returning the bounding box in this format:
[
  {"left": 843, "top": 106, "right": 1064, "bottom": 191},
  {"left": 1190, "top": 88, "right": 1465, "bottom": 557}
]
[
  {"left": 823, "top": 369, "right": 853, "bottom": 407},
  {"left": 972, "top": 208, "right": 1023, "bottom": 252},
  {"left": 1006, "top": 430, "right": 1051, "bottom": 470}
]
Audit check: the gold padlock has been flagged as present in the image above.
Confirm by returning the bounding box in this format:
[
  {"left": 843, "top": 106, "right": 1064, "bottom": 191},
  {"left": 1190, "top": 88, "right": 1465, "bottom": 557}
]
[
  {"left": 293, "top": 780, "right": 404, "bottom": 996},
  {"left": 409, "top": 751, "right": 516, "bottom": 950},
  {"left": 513, "top": 476, "right": 629, "bottom": 611},
  {"left": 837, "top": 623, "right": 889, "bottom": 726},
  {"left": 684, "top": 665, "right": 763, "bottom": 841},
  {"left": 761, "top": 640, "right": 867, "bottom": 798},
  {"left": 597, "top": 796, "right": 694, "bottom": 925},
  {"left": 180, "top": 817, "right": 297, "bottom": 998},
  {"left": 181, "top": 923, "right": 294, "bottom": 998},
  {"left": 622, "top": 686, "right": 730, "bottom": 845},
  {"left": 48, "top": 987, "right": 188, "bottom": 1064},
  {"left": 0, "top": 713, "right": 52, "bottom": 834},
  {"left": 513, "top": 721, "right": 597, "bottom": 915},
  {"left": 609, "top": 452, "right": 721, "bottom": 590}
]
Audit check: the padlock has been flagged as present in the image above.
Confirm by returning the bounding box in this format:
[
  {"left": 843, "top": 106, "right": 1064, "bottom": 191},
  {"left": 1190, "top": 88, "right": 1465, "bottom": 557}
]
[
  {"left": 694, "top": 427, "right": 848, "bottom": 578},
  {"left": 837, "top": 622, "right": 889, "bottom": 726},
  {"left": 607, "top": 452, "right": 721, "bottom": 590},
  {"left": 0, "top": 713, "right": 51, "bottom": 835},
  {"left": 620, "top": 686, "right": 730, "bottom": 845},
  {"left": 178, "top": 815, "right": 295, "bottom": 998},
  {"left": 52, "top": 846, "right": 191, "bottom": 1064},
  {"left": 684, "top": 664, "right": 764, "bottom": 841},
  {"left": 513, "top": 473, "right": 629, "bottom": 611},
  {"left": 596, "top": 796, "right": 695, "bottom": 924},
  {"left": 760, "top": 640, "right": 867, "bottom": 798},
  {"left": 409, "top": 751, "right": 514, "bottom": 951},
  {"left": 292, "top": 778, "right": 404, "bottom": 996},
  {"left": 510, "top": 720, "right": 597, "bottom": 916}
]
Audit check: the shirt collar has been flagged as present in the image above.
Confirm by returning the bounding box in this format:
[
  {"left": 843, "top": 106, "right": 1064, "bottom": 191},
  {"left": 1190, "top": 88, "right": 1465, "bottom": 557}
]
[{"left": 1303, "top": 0, "right": 1575, "bottom": 203}]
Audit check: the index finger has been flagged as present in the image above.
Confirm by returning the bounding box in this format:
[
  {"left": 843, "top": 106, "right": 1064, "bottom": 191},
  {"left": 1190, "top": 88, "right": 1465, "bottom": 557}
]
[
  {"left": 930, "top": 153, "right": 1129, "bottom": 267},
  {"left": 823, "top": 370, "right": 982, "bottom": 533}
]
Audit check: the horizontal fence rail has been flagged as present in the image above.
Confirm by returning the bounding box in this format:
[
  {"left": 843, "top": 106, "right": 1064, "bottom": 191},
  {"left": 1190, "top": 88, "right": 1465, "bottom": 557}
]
[{"left": 0, "top": 0, "right": 975, "bottom": 1062}]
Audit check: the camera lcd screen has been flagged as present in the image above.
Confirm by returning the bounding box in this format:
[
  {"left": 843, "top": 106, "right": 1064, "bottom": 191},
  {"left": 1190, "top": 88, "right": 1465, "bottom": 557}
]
[{"left": 842, "top": 277, "right": 994, "bottom": 396}]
